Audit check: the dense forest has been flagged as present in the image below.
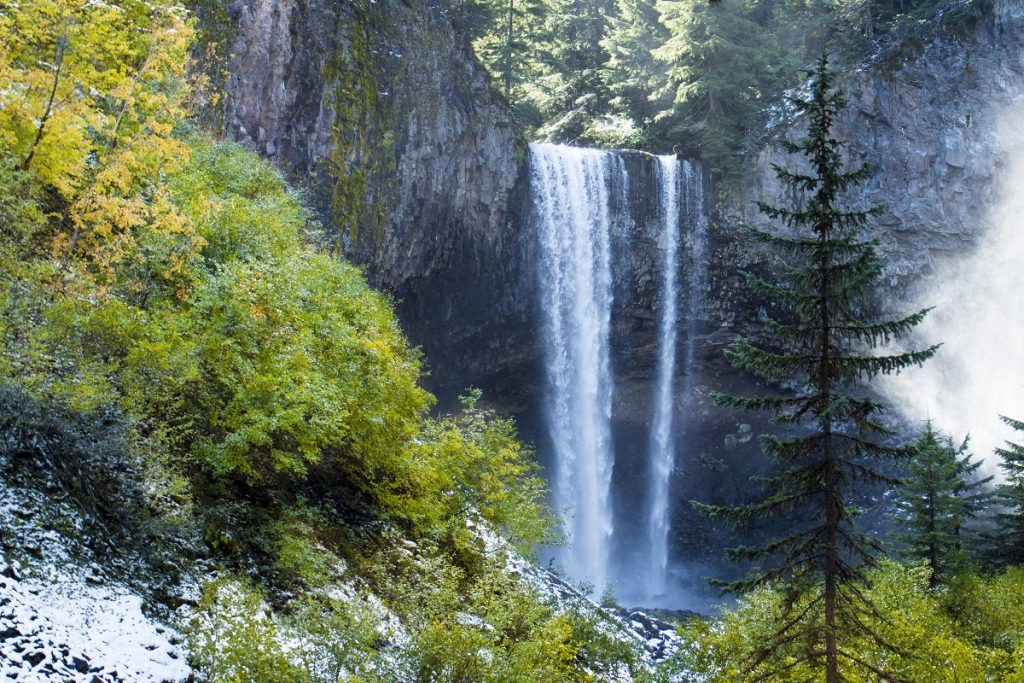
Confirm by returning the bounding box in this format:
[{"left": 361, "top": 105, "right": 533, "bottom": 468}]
[
  {"left": 1, "top": 0, "right": 1023, "bottom": 681},
  {"left": 456, "top": 0, "right": 986, "bottom": 172}
]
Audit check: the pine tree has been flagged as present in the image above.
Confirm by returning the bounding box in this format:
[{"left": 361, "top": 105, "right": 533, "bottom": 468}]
[
  {"left": 533, "top": 0, "right": 616, "bottom": 142},
  {"left": 462, "top": 0, "right": 554, "bottom": 109},
  {"left": 601, "top": 0, "right": 672, "bottom": 134},
  {"left": 697, "top": 55, "right": 938, "bottom": 683},
  {"left": 994, "top": 415, "right": 1024, "bottom": 565},
  {"left": 952, "top": 434, "right": 992, "bottom": 545},
  {"left": 897, "top": 424, "right": 991, "bottom": 586},
  {"left": 653, "top": 0, "right": 798, "bottom": 174}
]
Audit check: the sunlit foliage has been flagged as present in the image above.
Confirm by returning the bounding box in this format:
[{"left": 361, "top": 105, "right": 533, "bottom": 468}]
[
  {"left": 0, "top": 7, "right": 572, "bottom": 681},
  {"left": 670, "top": 562, "right": 1024, "bottom": 682},
  {"left": 456, "top": 0, "right": 988, "bottom": 172}
]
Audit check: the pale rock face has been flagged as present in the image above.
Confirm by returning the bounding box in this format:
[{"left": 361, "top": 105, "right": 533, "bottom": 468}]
[{"left": 741, "top": 3, "right": 1024, "bottom": 298}]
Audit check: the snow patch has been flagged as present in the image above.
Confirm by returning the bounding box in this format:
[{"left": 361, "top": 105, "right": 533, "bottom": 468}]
[{"left": 0, "top": 563, "right": 190, "bottom": 682}]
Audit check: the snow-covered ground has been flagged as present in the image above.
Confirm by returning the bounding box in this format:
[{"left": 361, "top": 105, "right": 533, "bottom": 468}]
[
  {"left": 0, "top": 452, "right": 697, "bottom": 683},
  {"left": 0, "top": 453, "right": 192, "bottom": 682},
  {"left": 0, "top": 561, "right": 190, "bottom": 682},
  {"left": 473, "top": 519, "right": 693, "bottom": 679}
]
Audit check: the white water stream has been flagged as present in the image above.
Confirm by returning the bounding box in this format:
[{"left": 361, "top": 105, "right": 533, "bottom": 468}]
[
  {"left": 645, "top": 156, "right": 681, "bottom": 599},
  {"left": 531, "top": 143, "right": 708, "bottom": 603},
  {"left": 530, "top": 143, "right": 622, "bottom": 592},
  {"left": 644, "top": 156, "right": 708, "bottom": 601}
]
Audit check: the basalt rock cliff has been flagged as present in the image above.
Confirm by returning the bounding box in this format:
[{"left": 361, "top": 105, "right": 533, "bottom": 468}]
[{"left": 193, "top": 0, "right": 526, "bottom": 402}]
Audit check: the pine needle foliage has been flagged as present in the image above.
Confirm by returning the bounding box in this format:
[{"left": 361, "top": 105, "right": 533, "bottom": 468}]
[
  {"left": 698, "top": 54, "right": 938, "bottom": 683},
  {"left": 896, "top": 423, "right": 991, "bottom": 586},
  {"left": 994, "top": 415, "right": 1024, "bottom": 565}
]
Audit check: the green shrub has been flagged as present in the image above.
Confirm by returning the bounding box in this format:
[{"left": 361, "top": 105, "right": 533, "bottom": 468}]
[
  {"left": 411, "top": 390, "right": 555, "bottom": 552},
  {"left": 671, "top": 561, "right": 1024, "bottom": 682},
  {"left": 187, "top": 576, "right": 306, "bottom": 683},
  {"left": 285, "top": 594, "right": 387, "bottom": 683}
]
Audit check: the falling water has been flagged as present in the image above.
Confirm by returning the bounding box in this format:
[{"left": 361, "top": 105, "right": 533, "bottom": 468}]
[
  {"left": 644, "top": 157, "right": 708, "bottom": 602},
  {"left": 530, "top": 143, "right": 624, "bottom": 592},
  {"left": 681, "top": 160, "right": 709, "bottom": 403},
  {"left": 645, "top": 156, "right": 681, "bottom": 599}
]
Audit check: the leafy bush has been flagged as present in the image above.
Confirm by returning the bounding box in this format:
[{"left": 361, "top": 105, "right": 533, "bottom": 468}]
[
  {"left": 285, "top": 594, "right": 388, "bottom": 683},
  {"left": 182, "top": 247, "right": 430, "bottom": 488},
  {"left": 187, "top": 576, "right": 307, "bottom": 683},
  {"left": 407, "top": 558, "right": 609, "bottom": 683},
  {"left": 410, "top": 390, "right": 555, "bottom": 552},
  {"left": 3, "top": 136, "right": 438, "bottom": 522},
  {"left": 670, "top": 561, "right": 1024, "bottom": 681}
]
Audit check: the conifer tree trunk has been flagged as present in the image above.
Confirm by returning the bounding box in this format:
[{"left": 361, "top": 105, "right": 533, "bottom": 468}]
[
  {"left": 818, "top": 145, "right": 840, "bottom": 683},
  {"left": 699, "top": 55, "right": 938, "bottom": 682},
  {"left": 825, "top": 449, "right": 840, "bottom": 683},
  {"left": 927, "top": 468, "right": 940, "bottom": 587},
  {"left": 504, "top": 0, "right": 514, "bottom": 100},
  {"left": 810, "top": 92, "right": 841, "bottom": 683}
]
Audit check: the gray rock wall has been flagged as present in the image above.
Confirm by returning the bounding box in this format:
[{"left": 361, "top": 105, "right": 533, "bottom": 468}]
[
  {"left": 209, "top": 0, "right": 523, "bottom": 400},
  {"left": 673, "top": 0, "right": 1024, "bottom": 575},
  {"left": 739, "top": 1, "right": 1024, "bottom": 301}
]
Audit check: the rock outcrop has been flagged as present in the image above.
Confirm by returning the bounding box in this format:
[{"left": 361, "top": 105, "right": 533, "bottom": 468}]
[
  {"left": 206, "top": 0, "right": 523, "bottom": 400},
  {"left": 740, "top": 1, "right": 1024, "bottom": 301},
  {"left": 675, "top": 0, "right": 1024, "bottom": 571}
]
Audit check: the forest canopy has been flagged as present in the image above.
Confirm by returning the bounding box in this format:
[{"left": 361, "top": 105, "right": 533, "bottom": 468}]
[{"left": 456, "top": 0, "right": 990, "bottom": 172}]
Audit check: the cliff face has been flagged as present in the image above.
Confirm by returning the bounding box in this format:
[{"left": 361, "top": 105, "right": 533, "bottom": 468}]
[
  {"left": 207, "top": 0, "right": 524, "bottom": 399},
  {"left": 674, "top": 0, "right": 1024, "bottom": 562},
  {"left": 208, "top": 0, "right": 1024, "bottom": 407},
  {"left": 739, "top": 1, "right": 1024, "bottom": 301},
  {"left": 596, "top": 0, "right": 1024, "bottom": 570}
]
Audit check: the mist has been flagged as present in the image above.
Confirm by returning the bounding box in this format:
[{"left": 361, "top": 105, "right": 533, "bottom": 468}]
[{"left": 883, "top": 105, "right": 1024, "bottom": 473}]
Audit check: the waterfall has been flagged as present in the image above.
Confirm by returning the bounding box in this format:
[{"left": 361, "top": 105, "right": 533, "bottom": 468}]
[
  {"left": 529, "top": 143, "right": 709, "bottom": 604},
  {"left": 645, "top": 156, "right": 681, "bottom": 599},
  {"left": 681, "top": 160, "right": 709, "bottom": 410},
  {"left": 530, "top": 143, "right": 624, "bottom": 593},
  {"left": 644, "top": 157, "right": 707, "bottom": 601}
]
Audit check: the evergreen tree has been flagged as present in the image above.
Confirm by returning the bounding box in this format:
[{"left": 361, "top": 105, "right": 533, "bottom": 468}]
[
  {"left": 994, "top": 415, "right": 1024, "bottom": 565},
  {"left": 953, "top": 433, "right": 992, "bottom": 543},
  {"left": 460, "top": 0, "right": 616, "bottom": 137},
  {"left": 600, "top": 0, "right": 672, "bottom": 138},
  {"left": 697, "top": 55, "right": 938, "bottom": 683},
  {"left": 896, "top": 424, "right": 991, "bottom": 586},
  {"left": 532, "top": 0, "right": 616, "bottom": 142},
  {"left": 461, "top": 0, "right": 554, "bottom": 108},
  {"left": 654, "top": 0, "right": 798, "bottom": 173}
]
